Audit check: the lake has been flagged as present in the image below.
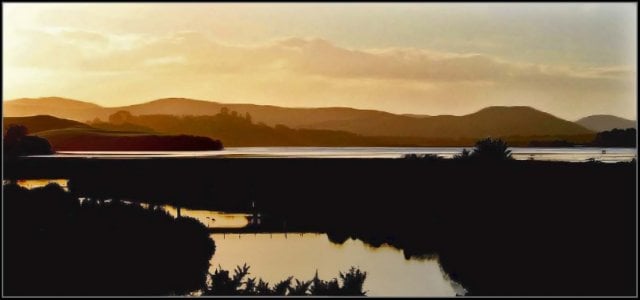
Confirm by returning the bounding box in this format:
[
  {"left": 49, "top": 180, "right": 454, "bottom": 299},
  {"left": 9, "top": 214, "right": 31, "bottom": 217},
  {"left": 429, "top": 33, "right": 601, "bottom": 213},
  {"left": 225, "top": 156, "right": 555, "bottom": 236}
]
[
  {"left": 164, "top": 206, "right": 465, "bottom": 296},
  {"left": 34, "top": 146, "right": 637, "bottom": 162},
  {"left": 208, "top": 233, "right": 463, "bottom": 297}
]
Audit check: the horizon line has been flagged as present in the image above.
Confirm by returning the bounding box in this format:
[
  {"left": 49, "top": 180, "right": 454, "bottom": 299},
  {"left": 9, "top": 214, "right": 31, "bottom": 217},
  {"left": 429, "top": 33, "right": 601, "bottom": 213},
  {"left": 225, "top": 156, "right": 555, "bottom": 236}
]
[{"left": 4, "top": 95, "right": 635, "bottom": 122}]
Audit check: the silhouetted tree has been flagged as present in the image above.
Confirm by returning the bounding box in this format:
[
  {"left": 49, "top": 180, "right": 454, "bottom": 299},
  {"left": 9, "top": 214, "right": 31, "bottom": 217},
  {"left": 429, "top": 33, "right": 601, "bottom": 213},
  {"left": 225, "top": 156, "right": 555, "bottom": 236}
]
[
  {"left": 288, "top": 279, "right": 313, "bottom": 296},
  {"left": 591, "top": 128, "right": 636, "bottom": 147},
  {"left": 205, "top": 264, "right": 249, "bottom": 295},
  {"left": 309, "top": 271, "right": 341, "bottom": 296},
  {"left": 108, "top": 110, "right": 134, "bottom": 125},
  {"left": 204, "top": 265, "right": 367, "bottom": 296},
  {"left": 5, "top": 124, "right": 28, "bottom": 143},
  {"left": 403, "top": 153, "right": 445, "bottom": 161},
  {"left": 4, "top": 124, "right": 53, "bottom": 157},
  {"left": 470, "top": 137, "right": 512, "bottom": 161},
  {"left": 339, "top": 267, "right": 367, "bottom": 296},
  {"left": 454, "top": 148, "right": 472, "bottom": 160}
]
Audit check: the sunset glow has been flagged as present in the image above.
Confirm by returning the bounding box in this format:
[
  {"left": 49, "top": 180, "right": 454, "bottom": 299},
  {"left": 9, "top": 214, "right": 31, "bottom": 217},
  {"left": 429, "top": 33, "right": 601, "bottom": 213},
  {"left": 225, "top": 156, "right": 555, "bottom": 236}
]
[{"left": 3, "top": 3, "right": 637, "bottom": 120}]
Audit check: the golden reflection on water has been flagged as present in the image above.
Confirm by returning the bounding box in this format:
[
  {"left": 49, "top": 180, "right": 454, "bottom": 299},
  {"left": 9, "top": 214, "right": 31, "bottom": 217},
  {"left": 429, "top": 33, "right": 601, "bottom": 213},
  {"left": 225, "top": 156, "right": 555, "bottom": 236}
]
[
  {"left": 15, "top": 179, "right": 69, "bottom": 191},
  {"left": 209, "top": 233, "right": 461, "bottom": 297},
  {"left": 162, "top": 206, "right": 251, "bottom": 228}
]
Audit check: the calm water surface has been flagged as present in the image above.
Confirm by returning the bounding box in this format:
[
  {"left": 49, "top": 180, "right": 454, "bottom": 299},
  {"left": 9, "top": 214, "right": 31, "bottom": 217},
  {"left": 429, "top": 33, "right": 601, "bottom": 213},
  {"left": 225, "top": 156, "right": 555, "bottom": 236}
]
[
  {"left": 163, "top": 205, "right": 465, "bottom": 296},
  {"left": 34, "top": 146, "right": 636, "bottom": 162},
  {"left": 209, "top": 233, "right": 463, "bottom": 297}
]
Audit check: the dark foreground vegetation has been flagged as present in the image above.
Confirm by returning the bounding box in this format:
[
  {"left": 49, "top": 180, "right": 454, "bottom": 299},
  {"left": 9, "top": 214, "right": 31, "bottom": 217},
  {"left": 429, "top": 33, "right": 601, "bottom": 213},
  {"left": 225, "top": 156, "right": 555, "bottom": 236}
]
[
  {"left": 5, "top": 151, "right": 635, "bottom": 296},
  {"left": 591, "top": 128, "right": 637, "bottom": 147},
  {"left": 3, "top": 124, "right": 53, "bottom": 157},
  {"left": 3, "top": 181, "right": 370, "bottom": 296},
  {"left": 205, "top": 264, "right": 367, "bottom": 296},
  {"left": 4, "top": 183, "right": 215, "bottom": 295},
  {"left": 528, "top": 127, "right": 636, "bottom": 147}
]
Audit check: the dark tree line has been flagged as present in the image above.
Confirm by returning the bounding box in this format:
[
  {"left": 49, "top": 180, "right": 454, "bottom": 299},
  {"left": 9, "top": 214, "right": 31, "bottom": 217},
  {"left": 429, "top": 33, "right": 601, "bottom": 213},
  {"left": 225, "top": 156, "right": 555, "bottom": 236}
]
[
  {"left": 591, "top": 128, "right": 636, "bottom": 147},
  {"left": 527, "top": 128, "right": 636, "bottom": 147},
  {"left": 404, "top": 137, "right": 513, "bottom": 161},
  {"left": 3, "top": 124, "right": 53, "bottom": 157}
]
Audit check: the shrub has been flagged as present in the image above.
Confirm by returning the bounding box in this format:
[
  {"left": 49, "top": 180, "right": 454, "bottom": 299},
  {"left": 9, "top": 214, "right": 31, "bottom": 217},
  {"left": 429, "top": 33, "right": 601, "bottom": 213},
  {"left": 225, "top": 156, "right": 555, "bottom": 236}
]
[
  {"left": 469, "top": 138, "right": 512, "bottom": 161},
  {"left": 204, "top": 264, "right": 367, "bottom": 296}
]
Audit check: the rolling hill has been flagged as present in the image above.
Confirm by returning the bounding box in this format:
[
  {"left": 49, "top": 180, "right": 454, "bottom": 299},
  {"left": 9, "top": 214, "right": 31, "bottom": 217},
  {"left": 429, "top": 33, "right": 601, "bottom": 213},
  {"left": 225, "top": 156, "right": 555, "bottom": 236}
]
[
  {"left": 4, "top": 115, "right": 91, "bottom": 133},
  {"left": 4, "top": 97, "right": 594, "bottom": 139},
  {"left": 4, "top": 97, "right": 108, "bottom": 122},
  {"left": 34, "top": 128, "right": 222, "bottom": 151},
  {"left": 575, "top": 115, "right": 636, "bottom": 132},
  {"left": 3, "top": 115, "right": 222, "bottom": 151},
  {"left": 4, "top": 97, "right": 396, "bottom": 128},
  {"left": 303, "top": 106, "right": 593, "bottom": 138}
]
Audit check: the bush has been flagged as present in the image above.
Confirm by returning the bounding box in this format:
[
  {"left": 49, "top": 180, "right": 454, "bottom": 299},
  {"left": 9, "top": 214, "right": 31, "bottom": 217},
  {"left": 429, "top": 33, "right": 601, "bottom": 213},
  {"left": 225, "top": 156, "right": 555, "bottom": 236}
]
[
  {"left": 3, "top": 124, "right": 53, "bottom": 157},
  {"left": 469, "top": 138, "right": 512, "bottom": 161},
  {"left": 403, "top": 153, "right": 445, "bottom": 161},
  {"left": 204, "top": 264, "right": 367, "bottom": 296}
]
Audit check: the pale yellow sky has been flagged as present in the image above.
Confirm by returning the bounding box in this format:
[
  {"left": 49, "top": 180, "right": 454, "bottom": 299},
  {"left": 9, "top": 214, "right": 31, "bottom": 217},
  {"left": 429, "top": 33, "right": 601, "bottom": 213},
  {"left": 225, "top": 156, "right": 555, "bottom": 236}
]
[{"left": 2, "top": 3, "right": 637, "bottom": 120}]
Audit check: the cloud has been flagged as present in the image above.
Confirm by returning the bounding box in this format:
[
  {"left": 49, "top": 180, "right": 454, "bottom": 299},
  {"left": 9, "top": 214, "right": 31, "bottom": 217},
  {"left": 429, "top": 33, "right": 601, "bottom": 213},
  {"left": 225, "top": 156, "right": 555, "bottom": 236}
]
[
  {"left": 58, "top": 29, "right": 109, "bottom": 45},
  {"left": 7, "top": 29, "right": 633, "bottom": 85},
  {"left": 3, "top": 29, "right": 636, "bottom": 120}
]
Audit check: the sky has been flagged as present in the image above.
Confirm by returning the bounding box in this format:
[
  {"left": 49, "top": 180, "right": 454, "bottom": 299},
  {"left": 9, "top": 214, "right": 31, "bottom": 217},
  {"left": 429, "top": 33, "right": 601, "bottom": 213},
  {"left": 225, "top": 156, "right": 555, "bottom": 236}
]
[{"left": 2, "top": 3, "right": 637, "bottom": 120}]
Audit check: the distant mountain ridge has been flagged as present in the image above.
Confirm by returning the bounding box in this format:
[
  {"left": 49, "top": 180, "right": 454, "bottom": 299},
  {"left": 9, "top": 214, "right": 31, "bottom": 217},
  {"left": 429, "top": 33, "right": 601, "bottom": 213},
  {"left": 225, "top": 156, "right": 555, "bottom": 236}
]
[
  {"left": 4, "top": 97, "right": 106, "bottom": 121},
  {"left": 3, "top": 115, "right": 91, "bottom": 133},
  {"left": 303, "top": 106, "right": 593, "bottom": 138},
  {"left": 4, "top": 96, "right": 594, "bottom": 139},
  {"left": 575, "top": 115, "right": 636, "bottom": 132}
]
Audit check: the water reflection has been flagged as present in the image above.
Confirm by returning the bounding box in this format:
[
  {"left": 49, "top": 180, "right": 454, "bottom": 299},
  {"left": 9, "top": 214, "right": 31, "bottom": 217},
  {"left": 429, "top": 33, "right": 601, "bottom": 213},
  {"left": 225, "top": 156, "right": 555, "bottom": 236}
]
[
  {"left": 16, "top": 179, "right": 69, "bottom": 191},
  {"left": 8, "top": 179, "right": 253, "bottom": 229},
  {"left": 41, "top": 147, "right": 637, "bottom": 162},
  {"left": 209, "top": 233, "right": 464, "bottom": 297},
  {"left": 163, "top": 206, "right": 252, "bottom": 228},
  {"left": 152, "top": 208, "right": 465, "bottom": 296}
]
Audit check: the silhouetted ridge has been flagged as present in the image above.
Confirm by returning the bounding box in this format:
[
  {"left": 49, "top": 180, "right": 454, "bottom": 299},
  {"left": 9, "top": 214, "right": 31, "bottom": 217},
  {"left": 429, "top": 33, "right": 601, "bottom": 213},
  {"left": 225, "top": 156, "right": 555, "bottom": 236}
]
[
  {"left": 3, "top": 115, "right": 92, "bottom": 133},
  {"left": 9, "top": 96, "right": 104, "bottom": 108},
  {"left": 576, "top": 114, "right": 636, "bottom": 132},
  {"left": 5, "top": 97, "right": 594, "bottom": 140},
  {"left": 3, "top": 115, "right": 223, "bottom": 151}
]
